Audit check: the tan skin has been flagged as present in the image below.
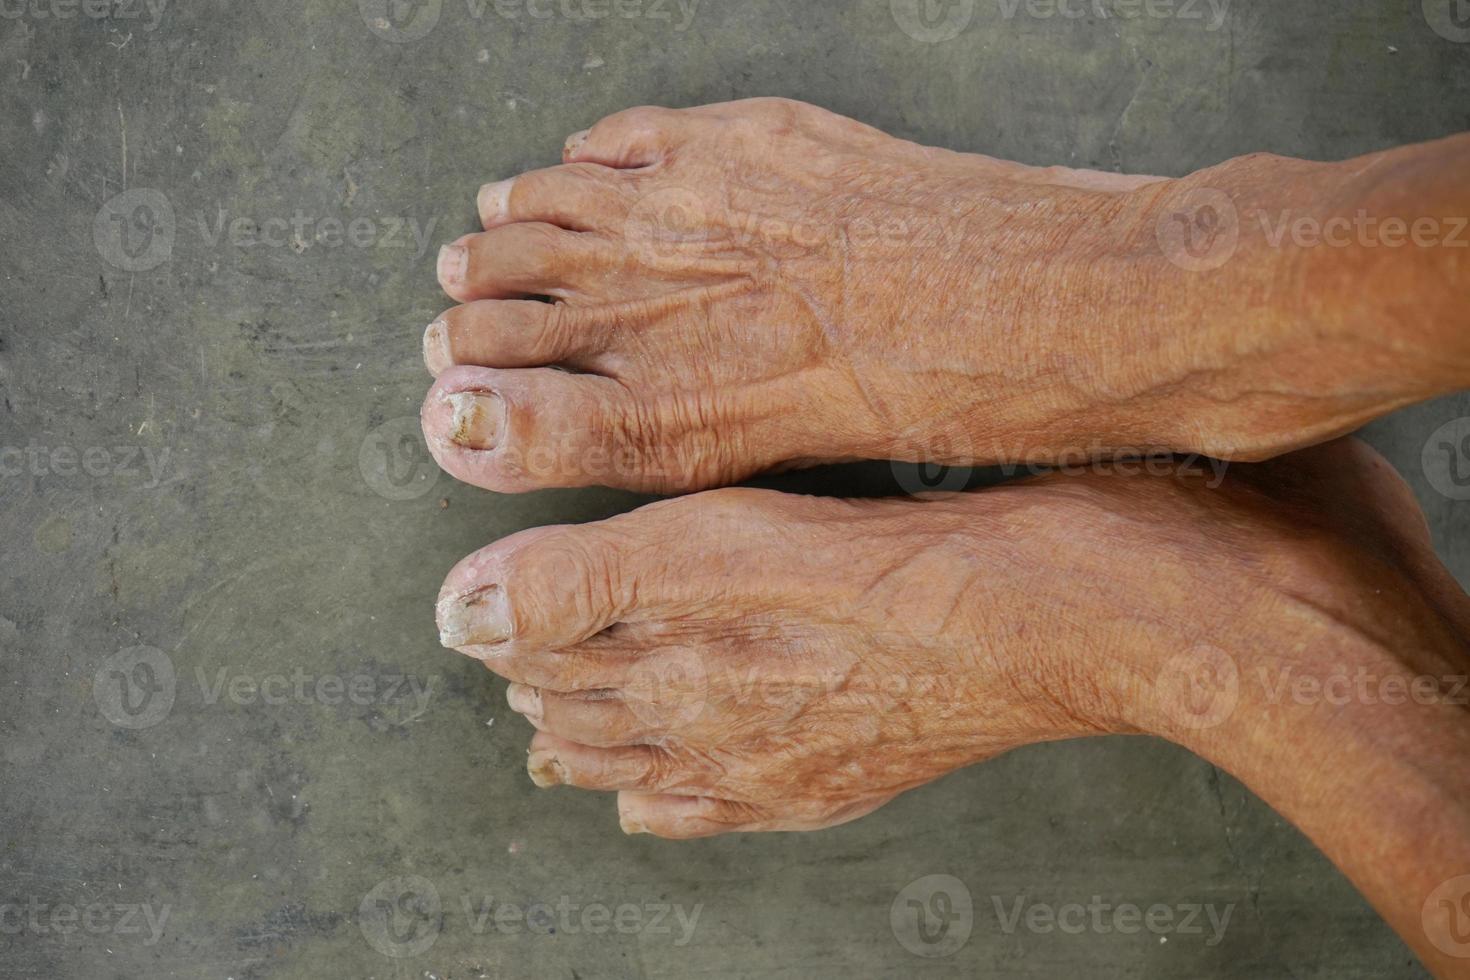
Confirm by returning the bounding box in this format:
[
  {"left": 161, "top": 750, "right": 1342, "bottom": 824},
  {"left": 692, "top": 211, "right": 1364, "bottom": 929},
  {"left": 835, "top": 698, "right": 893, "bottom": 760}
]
[
  {"left": 422, "top": 100, "right": 1470, "bottom": 975},
  {"left": 420, "top": 97, "right": 1469, "bottom": 492},
  {"left": 435, "top": 440, "right": 1470, "bottom": 975}
]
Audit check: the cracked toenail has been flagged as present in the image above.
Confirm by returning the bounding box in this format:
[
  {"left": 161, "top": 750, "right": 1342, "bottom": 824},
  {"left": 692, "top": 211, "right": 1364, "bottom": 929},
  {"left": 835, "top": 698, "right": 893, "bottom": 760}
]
[
  {"left": 527, "top": 749, "right": 566, "bottom": 787},
  {"left": 478, "top": 178, "right": 515, "bottom": 223},
  {"left": 619, "top": 811, "right": 647, "bottom": 835},
  {"left": 564, "top": 130, "right": 590, "bottom": 157},
  {"left": 423, "top": 320, "right": 452, "bottom": 375},
  {"left": 437, "top": 586, "right": 511, "bottom": 650},
  {"left": 507, "top": 685, "right": 543, "bottom": 721},
  {"left": 438, "top": 244, "right": 467, "bottom": 284},
  {"left": 447, "top": 391, "right": 503, "bottom": 450}
]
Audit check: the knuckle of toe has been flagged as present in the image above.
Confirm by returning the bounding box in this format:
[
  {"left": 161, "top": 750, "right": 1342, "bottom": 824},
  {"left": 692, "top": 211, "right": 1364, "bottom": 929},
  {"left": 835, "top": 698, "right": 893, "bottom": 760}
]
[
  {"left": 752, "top": 96, "right": 804, "bottom": 123},
  {"left": 637, "top": 745, "right": 678, "bottom": 791},
  {"left": 677, "top": 799, "right": 754, "bottom": 837},
  {"left": 672, "top": 486, "right": 782, "bottom": 534},
  {"left": 601, "top": 397, "right": 681, "bottom": 487},
  {"left": 613, "top": 392, "right": 753, "bottom": 493},
  {"left": 514, "top": 169, "right": 554, "bottom": 205},
  {"left": 613, "top": 395, "right": 665, "bottom": 455},
  {"left": 517, "top": 223, "right": 567, "bottom": 266},
  {"left": 563, "top": 161, "right": 614, "bottom": 185},
  {"left": 598, "top": 107, "right": 675, "bottom": 155},
  {"left": 616, "top": 105, "right": 670, "bottom": 129},
  {"left": 545, "top": 666, "right": 584, "bottom": 695},
  {"left": 727, "top": 100, "right": 803, "bottom": 140},
  {"left": 517, "top": 649, "right": 593, "bottom": 691},
  {"left": 521, "top": 528, "right": 626, "bottom": 630},
  {"left": 535, "top": 302, "right": 583, "bottom": 360},
  {"left": 495, "top": 538, "right": 568, "bottom": 627}
]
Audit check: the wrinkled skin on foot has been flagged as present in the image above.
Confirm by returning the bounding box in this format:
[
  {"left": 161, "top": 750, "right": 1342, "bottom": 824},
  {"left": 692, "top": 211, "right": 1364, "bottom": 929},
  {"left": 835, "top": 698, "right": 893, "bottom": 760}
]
[
  {"left": 439, "top": 488, "right": 1097, "bottom": 836},
  {"left": 436, "top": 439, "right": 1469, "bottom": 839},
  {"left": 419, "top": 98, "right": 1186, "bottom": 494},
  {"left": 420, "top": 98, "right": 1470, "bottom": 494}
]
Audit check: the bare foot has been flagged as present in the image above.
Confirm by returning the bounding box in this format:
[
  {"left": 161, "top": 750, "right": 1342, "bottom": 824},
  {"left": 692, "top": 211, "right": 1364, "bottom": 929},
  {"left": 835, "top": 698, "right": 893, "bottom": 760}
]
[
  {"left": 419, "top": 99, "right": 1469, "bottom": 494},
  {"left": 419, "top": 97, "right": 1174, "bottom": 493},
  {"left": 434, "top": 440, "right": 1467, "bottom": 837}
]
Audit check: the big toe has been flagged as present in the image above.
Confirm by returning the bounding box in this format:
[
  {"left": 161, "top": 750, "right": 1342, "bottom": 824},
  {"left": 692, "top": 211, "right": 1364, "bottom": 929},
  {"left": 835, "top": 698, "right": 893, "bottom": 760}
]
[{"left": 420, "top": 365, "right": 767, "bottom": 494}]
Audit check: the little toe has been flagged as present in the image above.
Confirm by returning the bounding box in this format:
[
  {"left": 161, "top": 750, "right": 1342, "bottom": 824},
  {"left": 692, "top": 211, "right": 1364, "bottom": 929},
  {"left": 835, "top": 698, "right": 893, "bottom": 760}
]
[
  {"left": 563, "top": 105, "right": 691, "bottom": 169},
  {"left": 616, "top": 790, "right": 895, "bottom": 838},
  {"left": 616, "top": 792, "right": 766, "bottom": 839},
  {"left": 526, "top": 733, "right": 712, "bottom": 794}
]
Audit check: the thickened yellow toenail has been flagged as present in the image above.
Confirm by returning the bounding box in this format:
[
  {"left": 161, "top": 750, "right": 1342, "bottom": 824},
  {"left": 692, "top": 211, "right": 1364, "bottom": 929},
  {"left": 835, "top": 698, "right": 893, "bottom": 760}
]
[
  {"left": 619, "top": 811, "right": 647, "bottom": 835},
  {"left": 507, "top": 684, "right": 543, "bottom": 721},
  {"left": 527, "top": 749, "right": 566, "bottom": 787},
  {"left": 437, "top": 243, "right": 468, "bottom": 285},
  {"left": 437, "top": 586, "right": 511, "bottom": 650},
  {"left": 447, "top": 391, "right": 503, "bottom": 450},
  {"left": 477, "top": 178, "right": 515, "bottom": 224},
  {"left": 423, "top": 320, "right": 452, "bottom": 375}
]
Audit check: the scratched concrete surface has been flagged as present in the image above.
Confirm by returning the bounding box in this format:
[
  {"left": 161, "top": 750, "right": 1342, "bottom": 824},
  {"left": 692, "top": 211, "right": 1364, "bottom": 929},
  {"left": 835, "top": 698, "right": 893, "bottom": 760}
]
[{"left": 1, "top": 0, "right": 1467, "bottom": 977}]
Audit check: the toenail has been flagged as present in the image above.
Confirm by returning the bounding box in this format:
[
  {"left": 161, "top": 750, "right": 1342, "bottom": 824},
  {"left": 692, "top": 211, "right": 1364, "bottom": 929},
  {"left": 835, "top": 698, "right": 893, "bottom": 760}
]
[
  {"left": 446, "top": 391, "right": 503, "bottom": 450},
  {"left": 507, "top": 684, "right": 543, "bottom": 721},
  {"left": 619, "top": 810, "right": 647, "bottom": 835},
  {"left": 437, "top": 244, "right": 468, "bottom": 285},
  {"left": 423, "top": 320, "right": 452, "bottom": 375},
  {"left": 437, "top": 586, "right": 511, "bottom": 650},
  {"left": 527, "top": 749, "right": 566, "bottom": 787},
  {"left": 477, "top": 178, "right": 515, "bottom": 223},
  {"left": 564, "top": 130, "right": 590, "bottom": 157}
]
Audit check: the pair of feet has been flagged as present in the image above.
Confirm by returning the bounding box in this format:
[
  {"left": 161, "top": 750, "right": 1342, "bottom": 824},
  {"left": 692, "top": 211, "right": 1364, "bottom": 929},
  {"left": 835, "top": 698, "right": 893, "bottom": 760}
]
[{"left": 420, "top": 100, "right": 1462, "bottom": 840}]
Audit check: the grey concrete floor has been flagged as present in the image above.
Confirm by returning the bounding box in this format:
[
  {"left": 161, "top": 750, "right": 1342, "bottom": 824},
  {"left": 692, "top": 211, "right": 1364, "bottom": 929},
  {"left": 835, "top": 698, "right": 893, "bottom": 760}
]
[{"left": 2, "top": 1, "right": 1468, "bottom": 977}]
